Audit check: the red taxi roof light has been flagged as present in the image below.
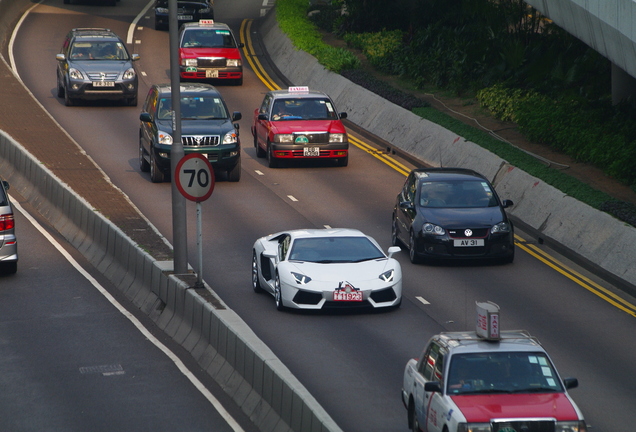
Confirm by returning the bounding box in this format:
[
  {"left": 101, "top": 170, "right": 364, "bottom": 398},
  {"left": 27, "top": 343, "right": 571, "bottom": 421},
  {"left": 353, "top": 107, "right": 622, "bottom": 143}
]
[
  {"left": 199, "top": 19, "right": 215, "bottom": 25},
  {"left": 288, "top": 86, "right": 309, "bottom": 93}
]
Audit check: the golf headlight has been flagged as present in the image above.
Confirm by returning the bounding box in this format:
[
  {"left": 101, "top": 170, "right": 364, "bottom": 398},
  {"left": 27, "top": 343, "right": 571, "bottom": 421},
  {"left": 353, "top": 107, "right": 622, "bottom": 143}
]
[
  {"left": 223, "top": 131, "right": 238, "bottom": 144},
  {"left": 157, "top": 130, "right": 173, "bottom": 145},
  {"left": 379, "top": 269, "right": 394, "bottom": 282},
  {"left": 329, "top": 133, "right": 345, "bottom": 143},
  {"left": 155, "top": 7, "right": 168, "bottom": 12},
  {"left": 226, "top": 59, "right": 241, "bottom": 67},
  {"left": 69, "top": 68, "right": 84, "bottom": 80},
  {"left": 274, "top": 134, "right": 293, "bottom": 143},
  {"left": 457, "top": 424, "right": 491, "bottom": 432},
  {"left": 291, "top": 272, "right": 311, "bottom": 285},
  {"left": 491, "top": 221, "right": 511, "bottom": 234},
  {"left": 123, "top": 68, "right": 136, "bottom": 80},
  {"left": 422, "top": 223, "right": 445, "bottom": 235},
  {"left": 183, "top": 58, "right": 198, "bottom": 67}
]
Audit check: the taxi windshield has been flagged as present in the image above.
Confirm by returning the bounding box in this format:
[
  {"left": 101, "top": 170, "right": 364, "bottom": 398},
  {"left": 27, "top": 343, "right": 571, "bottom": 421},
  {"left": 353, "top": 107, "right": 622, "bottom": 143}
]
[
  {"left": 447, "top": 352, "right": 564, "bottom": 395},
  {"left": 271, "top": 98, "right": 338, "bottom": 121},
  {"left": 181, "top": 29, "right": 236, "bottom": 48}
]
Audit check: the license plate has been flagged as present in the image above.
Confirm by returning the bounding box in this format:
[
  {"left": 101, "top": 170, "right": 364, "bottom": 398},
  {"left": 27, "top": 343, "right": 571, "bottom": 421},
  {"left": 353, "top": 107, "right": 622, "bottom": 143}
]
[
  {"left": 92, "top": 81, "right": 115, "bottom": 87},
  {"left": 333, "top": 291, "right": 363, "bottom": 301},
  {"left": 454, "top": 239, "right": 484, "bottom": 247},
  {"left": 205, "top": 69, "right": 219, "bottom": 78},
  {"left": 303, "top": 147, "right": 320, "bottom": 157},
  {"left": 178, "top": 15, "right": 193, "bottom": 20}
]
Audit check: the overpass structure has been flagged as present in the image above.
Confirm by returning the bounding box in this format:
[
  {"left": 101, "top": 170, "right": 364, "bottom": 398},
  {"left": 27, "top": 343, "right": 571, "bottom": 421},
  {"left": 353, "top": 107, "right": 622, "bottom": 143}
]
[{"left": 525, "top": 0, "right": 636, "bottom": 103}]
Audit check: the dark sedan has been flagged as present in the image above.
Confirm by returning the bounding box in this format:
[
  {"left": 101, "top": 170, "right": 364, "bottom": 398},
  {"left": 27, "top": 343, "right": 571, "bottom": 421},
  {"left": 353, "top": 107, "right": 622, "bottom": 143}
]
[
  {"left": 392, "top": 168, "right": 515, "bottom": 264},
  {"left": 154, "top": 1, "right": 214, "bottom": 31},
  {"left": 139, "top": 83, "right": 242, "bottom": 183}
]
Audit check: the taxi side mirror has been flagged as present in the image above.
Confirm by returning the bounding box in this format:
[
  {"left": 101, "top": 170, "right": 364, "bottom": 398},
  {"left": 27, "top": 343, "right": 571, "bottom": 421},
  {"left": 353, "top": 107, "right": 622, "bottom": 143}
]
[
  {"left": 339, "top": 112, "right": 347, "bottom": 119},
  {"left": 258, "top": 113, "right": 268, "bottom": 121},
  {"left": 563, "top": 378, "right": 578, "bottom": 390},
  {"left": 424, "top": 382, "right": 442, "bottom": 393}
]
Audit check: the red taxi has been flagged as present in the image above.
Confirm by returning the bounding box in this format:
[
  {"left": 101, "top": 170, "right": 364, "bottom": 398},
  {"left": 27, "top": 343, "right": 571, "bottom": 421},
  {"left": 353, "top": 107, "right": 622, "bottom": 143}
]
[
  {"left": 402, "top": 302, "right": 587, "bottom": 432},
  {"left": 178, "top": 20, "right": 243, "bottom": 85},
  {"left": 251, "top": 87, "right": 349, "bottom": 167}
]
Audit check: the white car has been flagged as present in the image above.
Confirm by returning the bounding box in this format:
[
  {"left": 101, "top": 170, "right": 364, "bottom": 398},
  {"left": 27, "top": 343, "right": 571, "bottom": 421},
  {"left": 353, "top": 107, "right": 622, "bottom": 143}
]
[{"left": 251, "top": 228, "right": 402, "bottom": 311}]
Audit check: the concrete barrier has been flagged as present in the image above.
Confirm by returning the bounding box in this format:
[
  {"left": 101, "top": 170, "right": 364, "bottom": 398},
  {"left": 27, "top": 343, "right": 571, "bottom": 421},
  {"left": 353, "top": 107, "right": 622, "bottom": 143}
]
[{"left": 258, "top": 8, "right": 636, "bottom": 294}]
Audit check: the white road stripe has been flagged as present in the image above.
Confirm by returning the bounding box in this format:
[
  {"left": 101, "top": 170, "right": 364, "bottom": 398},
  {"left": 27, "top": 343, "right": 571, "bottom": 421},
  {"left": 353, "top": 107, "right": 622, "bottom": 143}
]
[
  {"left": 416, "top": 296, "right": 430, "bottom": 305},
  {"left": 288, "top": 195, "right": 298, "bottom": 202}
]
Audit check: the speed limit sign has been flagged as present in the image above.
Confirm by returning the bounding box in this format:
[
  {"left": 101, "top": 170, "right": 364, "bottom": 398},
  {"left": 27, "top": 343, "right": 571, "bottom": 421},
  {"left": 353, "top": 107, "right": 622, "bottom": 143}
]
[{"left": 174, "top": 153, "right": 215, "bottom": 202}]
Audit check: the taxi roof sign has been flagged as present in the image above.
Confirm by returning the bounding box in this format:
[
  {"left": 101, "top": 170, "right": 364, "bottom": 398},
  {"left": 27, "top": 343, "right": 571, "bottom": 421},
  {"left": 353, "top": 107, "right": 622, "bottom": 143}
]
[
  {"left": 199, "top": 19, "right": 215, "bottom": 25},
  {"left": 288, "top": 86, "right": 309, "bottom": 93},
  {"left": 476, "top": 301, "right": 500, "bottom": 341}
]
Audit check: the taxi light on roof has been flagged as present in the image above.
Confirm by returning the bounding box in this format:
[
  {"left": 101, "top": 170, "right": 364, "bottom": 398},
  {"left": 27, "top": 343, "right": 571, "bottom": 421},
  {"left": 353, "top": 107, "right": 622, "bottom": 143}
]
[
  {"left": 199, "top": 19, "right": 214, "bottom": 25},
  {"left": 476, "top": 301, "right": 500, "bottom": 341},
  {"left": 288, "top": 86, "right": 309, "bottom": 93}
]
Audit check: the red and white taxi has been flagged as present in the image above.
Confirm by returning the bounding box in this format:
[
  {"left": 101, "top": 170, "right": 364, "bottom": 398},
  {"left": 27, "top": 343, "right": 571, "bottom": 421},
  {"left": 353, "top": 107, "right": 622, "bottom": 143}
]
[
  {"left": 251, "top": 87, "right": 349, "bottom": 167},
  {"left": 178, "top": 20, "right": 243, "bottom": 85},
  {"left": 402, "top": 303, "right": 587, "bottom": 432}
]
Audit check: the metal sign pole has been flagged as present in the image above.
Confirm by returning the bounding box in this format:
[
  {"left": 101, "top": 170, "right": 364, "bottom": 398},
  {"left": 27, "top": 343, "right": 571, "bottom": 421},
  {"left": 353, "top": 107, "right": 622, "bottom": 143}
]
[
  {"left": 169, "top": 0, "right": 188, "bottom": 274},
  {"left": 196, "top": 201, "right": 203, "bottom": 288}
]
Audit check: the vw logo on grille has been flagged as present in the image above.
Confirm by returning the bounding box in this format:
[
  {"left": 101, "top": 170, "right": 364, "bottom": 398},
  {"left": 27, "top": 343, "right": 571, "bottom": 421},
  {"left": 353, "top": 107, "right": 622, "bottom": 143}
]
[{"left": 464, "top": 229, "right": 473, "bottom": 237}]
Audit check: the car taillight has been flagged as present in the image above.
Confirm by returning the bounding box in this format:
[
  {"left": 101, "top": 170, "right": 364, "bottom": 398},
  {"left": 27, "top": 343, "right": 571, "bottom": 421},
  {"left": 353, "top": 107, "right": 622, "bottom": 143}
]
[{"left": 0, "top": 214, "right": 15, "bottom": 231}]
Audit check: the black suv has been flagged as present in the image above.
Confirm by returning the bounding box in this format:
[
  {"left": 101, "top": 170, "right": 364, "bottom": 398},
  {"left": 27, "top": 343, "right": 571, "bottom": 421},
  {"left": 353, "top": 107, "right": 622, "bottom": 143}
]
[
  {"left": 56, "top": 28, "right": 140, "bottom": 106},
  {"left": 154, "top": 0, "right": 214, "bottom": 31},
  {"left": 139, "top": 83, "right": 242, "bottom": 182}
]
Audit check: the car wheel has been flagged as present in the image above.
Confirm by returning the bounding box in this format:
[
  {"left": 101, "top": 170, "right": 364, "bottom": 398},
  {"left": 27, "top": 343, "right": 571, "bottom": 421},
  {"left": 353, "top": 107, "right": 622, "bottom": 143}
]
[
  {"left": 274, "top": 274, "right": 285, "bottom": 311},
  {"left": 139, "top": 138, "right": 150, "bottom": 172},
  {"left": 267, "top": 142, "right": 278, "bottom": 168},
  {"left": 56, "top": 75, "right": 64, "bottom": 98},
  {"left": 128, "top": 95, "right": 138, "bottom": 107},
  {"left": 409, "top": 231, "right": 421, "bottom": 264},
  {"left": 501, "top": 248, "right": 515, "bottom": 264},
  {"left": 0, "top": 262, "right": 17, "bottom": 275},
  {"left": 391, "top": 215, "right": 403, "bottom": 247},
  {"left": 234, "top": 77, "right": 243, "bottom": 86},
  {"left": 255, "top": 134, "right": 266, "bottom": 158},
  {"left": 150, "top": 151, "right": 165, "bottom": 183},
  {"left": 227, "top": 157, "right": 241, "bottom": 182},
  {"left": 336, "top": 155, "right": 348, "bottom": 167},
  {"left": 64, "top": 86, "right": 74, "bottom": 106},
  {"left": 252, "top": 251, "right": 264, "bottom": 293}
]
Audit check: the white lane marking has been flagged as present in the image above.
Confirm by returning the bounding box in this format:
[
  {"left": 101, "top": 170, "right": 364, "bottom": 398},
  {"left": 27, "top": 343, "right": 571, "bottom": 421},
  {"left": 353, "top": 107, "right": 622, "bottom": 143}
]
[
  {"left": 11, "top": 200, "right": 245, "bottom": 432},
  {"left": 287, "top": 195, "right": 298, "bottom": 202},
  {"left": 324, "top": 225, "right": 331, "bottom": 229},
  {"left": 127, "top": 0, "right": 156, "bottom": 45},
  {"left": 416, "top": 296, "right": 430, "bottom": 305},
  {"left": 255, "top": 170, "right": 264, "bottom": 176}
]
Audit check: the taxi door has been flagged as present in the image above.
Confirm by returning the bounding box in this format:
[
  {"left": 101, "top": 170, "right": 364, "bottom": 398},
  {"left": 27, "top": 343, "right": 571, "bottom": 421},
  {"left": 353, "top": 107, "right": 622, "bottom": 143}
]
[
  {"left": 255, "top": 93, "right": 274, "bottom": 148},
  {"left": 425, "top": 347, "right": 447, "bottom": 432},
  {"left": 413, "top": 342, "right": 445, "bottom": 432}
]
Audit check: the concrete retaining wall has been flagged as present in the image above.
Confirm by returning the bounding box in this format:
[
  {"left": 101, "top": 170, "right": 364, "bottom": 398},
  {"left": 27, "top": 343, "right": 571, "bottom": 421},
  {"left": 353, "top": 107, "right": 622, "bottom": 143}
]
[{"left": 258, "top": 9, "right": 636, "bottom": 293}]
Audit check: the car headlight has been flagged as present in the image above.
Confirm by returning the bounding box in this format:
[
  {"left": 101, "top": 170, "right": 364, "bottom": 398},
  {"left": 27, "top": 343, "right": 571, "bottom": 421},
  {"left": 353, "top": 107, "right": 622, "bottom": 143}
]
[
  {"left": 222, "top": 131, "right": 238, "bottom": 144},
  {"left": 183, "top": 58, "right": 198, "bottom": 67},
  {"left": 157, "top": 130, "right": 173, "bottom": 145},
  {"left": 490, "top": 221, "right": 511, "bottom": 234},
  {"left": 379, "top": 269, "right": 394, "bottom": 283},
  {"left": 457, "top": 424, "right": 491, "bottom": 432},
  {"left": 123, "top": 68, "right": 136, "bottom": 80},
  {"left": 329, "top": 133, "right": 346, "bottom": 143},
  {"left": 198, "top": 7, "right": 211, "bottom": 13},
  {"left": 274, "top": 134, "right": 293, "bottom": 143},
  {"left": 69, "top": 67, "right": 84, "bottom": 80},
  {"left": 226, "top": 59, "right": 241, "bottom": 67},
  {"left": 291, "top": 272, "right": 311, "bottom": 285},
  {"left": 555, "top": 421, "right": 587, "bottom": 432},
  {"left": 422, "top": 222, "right": 445, "bottom": 235},
  {"left": 155, "top": 7, "right": 169, "bottom": 13}
]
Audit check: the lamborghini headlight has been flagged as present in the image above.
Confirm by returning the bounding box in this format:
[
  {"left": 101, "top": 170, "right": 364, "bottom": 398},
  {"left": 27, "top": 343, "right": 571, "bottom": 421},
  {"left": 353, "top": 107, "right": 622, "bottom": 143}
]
[
  {"left": 291, "top": 272, "right": 311, "bottom": 285},
  {"left": 379, "top": 269, "right": 395, "bottom": 283}
]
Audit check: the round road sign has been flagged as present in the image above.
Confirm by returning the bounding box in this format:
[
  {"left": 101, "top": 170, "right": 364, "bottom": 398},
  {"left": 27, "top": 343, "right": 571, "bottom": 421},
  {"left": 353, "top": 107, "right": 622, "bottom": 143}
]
[{"left": 174, "top": 153, "right": 215, "bottom": 202}]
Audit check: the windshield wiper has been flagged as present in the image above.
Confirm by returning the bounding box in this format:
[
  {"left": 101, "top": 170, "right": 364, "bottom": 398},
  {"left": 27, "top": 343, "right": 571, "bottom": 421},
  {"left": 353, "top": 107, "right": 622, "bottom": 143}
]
[{"left": 510, "top": 387, "right": 559, "bottom": 393}]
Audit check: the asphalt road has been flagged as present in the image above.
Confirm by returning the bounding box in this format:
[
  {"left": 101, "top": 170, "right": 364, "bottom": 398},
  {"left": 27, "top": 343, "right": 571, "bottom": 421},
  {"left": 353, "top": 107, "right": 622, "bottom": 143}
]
[{"left": 6, "top": 0, "right": 636, "bottom": 431}]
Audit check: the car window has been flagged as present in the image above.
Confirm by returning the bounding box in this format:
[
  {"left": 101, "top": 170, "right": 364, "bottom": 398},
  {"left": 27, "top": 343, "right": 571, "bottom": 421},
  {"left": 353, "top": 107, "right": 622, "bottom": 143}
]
[
  {"left": 259, "top": 94, "right": 272, "bottom": 115},
  {"left": 419, "top": 180, "right": 497, "bottom": 208},
  {"left": 447, "top": 352, "right": 564, "bottom": 395},
  {"left": 418, "top": 342, "right": 440, "bottom": 381},
  {"left": 279, "top": 235, "right": 291, "bottom": 261},
  {"left": 70, "top": 41, "right": 127, "bottom": 60},
  {"left": 271, "top": 98, "right": 338, "bottom": 121},
  {"left": 0, "top": 183, "right": 7, "bottom": 206},
  {"left": 182, "top": 29, "right": 236, "bottom": 48},
  {"left": 288, "top": 236, "right": 384, "bottom": 263}
]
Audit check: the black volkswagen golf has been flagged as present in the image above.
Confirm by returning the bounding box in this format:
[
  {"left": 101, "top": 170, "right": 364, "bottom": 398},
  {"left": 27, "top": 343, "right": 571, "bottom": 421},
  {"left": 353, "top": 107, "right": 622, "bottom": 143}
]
[
  {"left": 138, "top": 83, "right": 242, "bottom": 182},
  {"left": 392, "top": 168, "right": 515, "bottom": 264}
]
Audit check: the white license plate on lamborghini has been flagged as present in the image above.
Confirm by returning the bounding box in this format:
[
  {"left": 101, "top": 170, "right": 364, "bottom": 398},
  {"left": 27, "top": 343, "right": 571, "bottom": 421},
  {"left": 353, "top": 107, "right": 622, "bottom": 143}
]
[
  {"left": 454, "top": 239, "right": 484, "bottom": 247},
  {"left": 92, "top": 81, "right": 115, "bottom": 87},
  {"left": 303, "top": 147, "right": 320, "bottom": 157},
  {"left": 333, "top": 291, "right": 363, "bottom": 301},
  {"left": 205, "top": 69, "right": 219, "bottom": 78}
]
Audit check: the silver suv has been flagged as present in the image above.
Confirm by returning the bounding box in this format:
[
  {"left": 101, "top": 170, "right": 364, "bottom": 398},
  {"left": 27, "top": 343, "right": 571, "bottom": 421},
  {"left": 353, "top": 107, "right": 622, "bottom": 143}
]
[
  {"left": 0, "top": 179, "right": 18, "bottom": 275},
  {"left": 56, "top": 28, "right": 140, "bottom": 106}
]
